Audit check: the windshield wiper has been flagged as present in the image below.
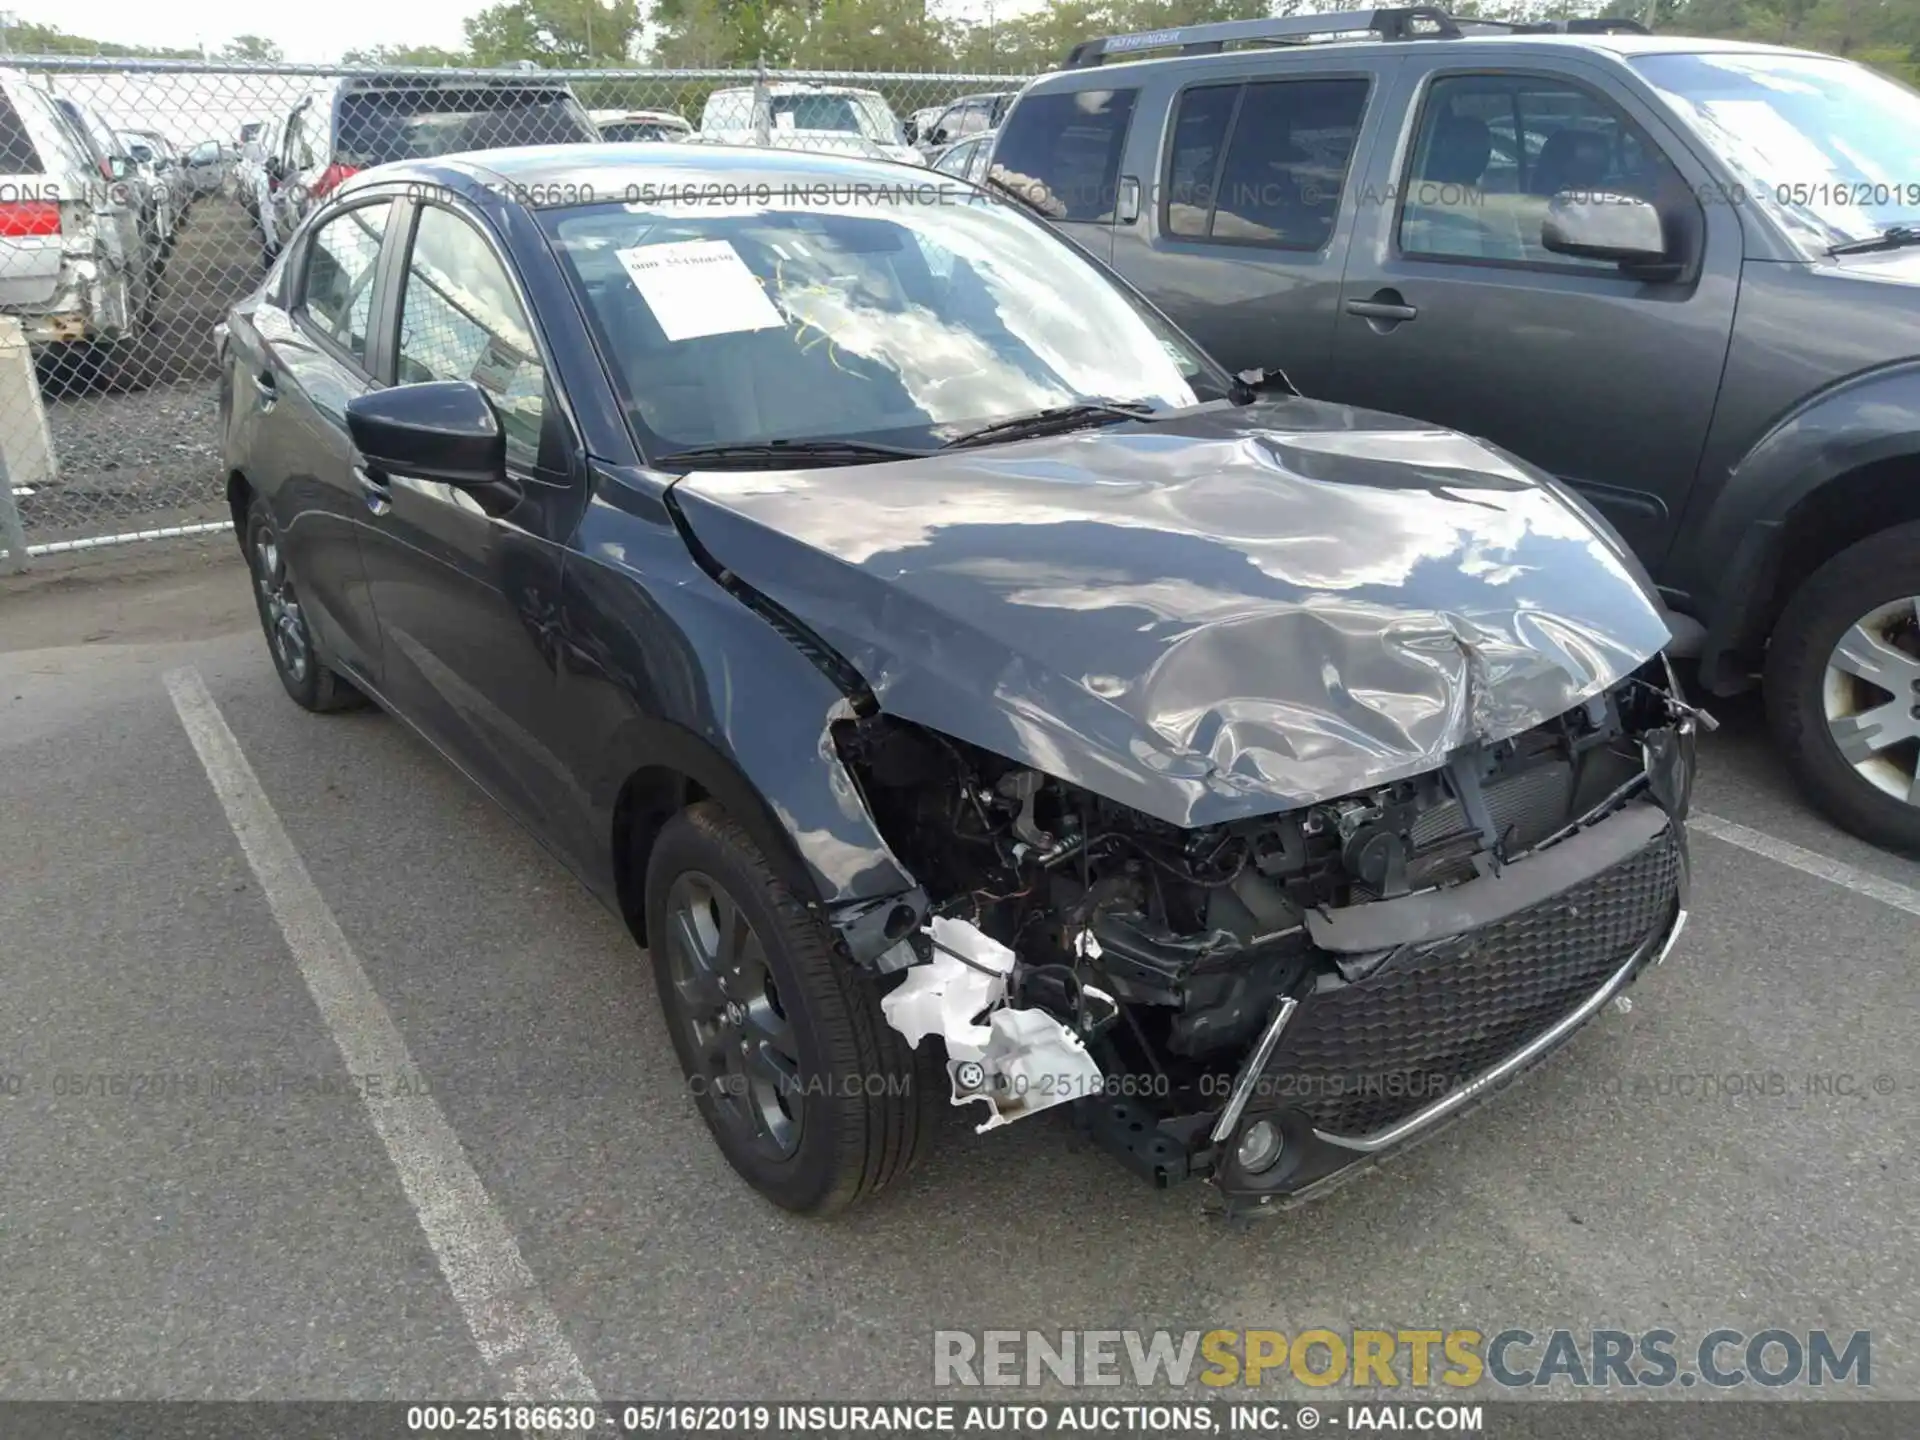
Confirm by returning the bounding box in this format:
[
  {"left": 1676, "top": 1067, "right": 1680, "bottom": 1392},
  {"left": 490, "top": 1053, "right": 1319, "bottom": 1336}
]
[
  {"left": 942, "top": 399, "right": 1163, "bottom": 450},
  {"left": 651, "top": 438, "right": 930, "bottom": 471},
  {"left": 1827, "top": 225, "right": 1920, "bottom": 257}
]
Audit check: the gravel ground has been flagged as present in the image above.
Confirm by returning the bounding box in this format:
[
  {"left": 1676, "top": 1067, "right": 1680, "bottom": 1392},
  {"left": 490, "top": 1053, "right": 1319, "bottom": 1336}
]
[
  {"left": 17, "top": 196, "right": 258, "bottom": 541},
  {"left": 33, "top": 381, "right": 224, "bottom": 530}
]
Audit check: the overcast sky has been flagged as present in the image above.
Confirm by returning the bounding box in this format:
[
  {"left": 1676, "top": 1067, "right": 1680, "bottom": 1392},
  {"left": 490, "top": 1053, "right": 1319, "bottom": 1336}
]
[
  {"left": 10, "top": 0, "right": 472, "bottom": 62},
  {"left": 7, "top": 0, "right": 1034, "bottom": 63}
]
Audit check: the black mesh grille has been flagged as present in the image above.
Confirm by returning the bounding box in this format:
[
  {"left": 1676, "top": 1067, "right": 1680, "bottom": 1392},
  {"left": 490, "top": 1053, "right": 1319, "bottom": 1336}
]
[{"left": 1267, "top": 827, "right": 1681, "bottom": 1139}]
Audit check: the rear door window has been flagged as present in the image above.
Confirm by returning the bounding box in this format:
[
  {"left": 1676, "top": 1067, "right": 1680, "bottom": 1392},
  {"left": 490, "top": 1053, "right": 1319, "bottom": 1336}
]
[
  {"left": 0, "top": 90, "right": 44, "bottom": 174},
  {"left": 932, "top": 136, "right": 980, "bottom": 179},
  {"left": 990, "top": 88, "right": 1137, "bottom": 222},
  {"left": 1163, "top": 78, "right": 1369, "bottom": 250},
  {"left": 334, "top": 87, "right": 596, "bottom": 167}
]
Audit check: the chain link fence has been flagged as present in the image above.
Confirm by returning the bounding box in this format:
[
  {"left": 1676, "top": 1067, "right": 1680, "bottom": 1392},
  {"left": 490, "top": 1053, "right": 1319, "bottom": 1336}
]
[{"left": 0, "top": 56, "right": 1029, "bottom": 569}]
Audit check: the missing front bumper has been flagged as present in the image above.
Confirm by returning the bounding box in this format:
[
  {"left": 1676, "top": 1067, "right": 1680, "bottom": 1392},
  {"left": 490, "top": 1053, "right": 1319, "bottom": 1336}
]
[{"left": 1069, "top": 808, "right": 1690, "bottom": 1209}]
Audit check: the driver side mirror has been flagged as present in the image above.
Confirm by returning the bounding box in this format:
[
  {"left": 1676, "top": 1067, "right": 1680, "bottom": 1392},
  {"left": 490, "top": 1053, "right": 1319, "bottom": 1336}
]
[
  {"left": 1542, "top": 191, "right": 1678, "bottom": 279},
  {"left": 346, "top": 381, "right": 507, "bottom": 489}
]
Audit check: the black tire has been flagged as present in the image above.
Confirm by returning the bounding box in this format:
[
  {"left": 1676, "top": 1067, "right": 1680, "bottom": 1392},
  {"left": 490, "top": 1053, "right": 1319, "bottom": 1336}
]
[
  {"left": 36, "top": 340, "right": 117, "bottom": 399},
  {"left": 243, "top": 495, "right": 366, "bottom": 713},
  {"left": 644, "top": 802, "right": 938, "bottom": 1215},
  {"left": 1766, "top": 520, "right": 1920, "bottom": 853}
]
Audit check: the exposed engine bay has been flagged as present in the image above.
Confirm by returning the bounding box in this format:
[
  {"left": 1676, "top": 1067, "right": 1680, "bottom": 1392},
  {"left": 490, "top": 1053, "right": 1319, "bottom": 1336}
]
[{"left": 836, "top": 659, "right": 1706, "bottom": 1205}]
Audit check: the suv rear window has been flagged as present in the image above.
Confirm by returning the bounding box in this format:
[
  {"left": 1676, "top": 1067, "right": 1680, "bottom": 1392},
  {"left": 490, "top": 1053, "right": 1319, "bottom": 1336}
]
[
  {"left": 991, "top": 88, "right": 1137, "bottom": 223},
  {"left": 0, "top": 91, "right": 43, "bottom": 174},
  {"left": 335, "top": 87, "right": 596, "bottom": 167}
]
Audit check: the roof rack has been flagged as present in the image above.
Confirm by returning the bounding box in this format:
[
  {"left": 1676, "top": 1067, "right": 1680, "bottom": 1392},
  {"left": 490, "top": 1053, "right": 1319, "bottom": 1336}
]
[{"left": 1061, "top": 7, "right": 1648, "bottom": 67}]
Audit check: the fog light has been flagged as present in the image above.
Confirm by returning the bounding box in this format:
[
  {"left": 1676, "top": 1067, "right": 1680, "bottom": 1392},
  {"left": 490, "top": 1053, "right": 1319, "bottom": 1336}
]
[{"left": 1235, "top": 1118, "right": 1284, "bottom": 1175}]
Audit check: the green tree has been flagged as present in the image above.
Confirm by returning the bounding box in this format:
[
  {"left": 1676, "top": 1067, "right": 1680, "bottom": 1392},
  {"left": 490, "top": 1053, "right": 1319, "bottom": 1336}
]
[
  {"left": 465, "top": 0, "right": 645, "bottom": 65},
  {"left": 221, "top": 34, "right": 286, "bottom": 62},
  {"left": 651, "top": 0, "right": 810, "bottom": 67},
  {"left": 803, "top": 0, "right": 955, "bottom": 69},
  {"left": 0, "top": 19, "right": 197, "bottom": 58},
  {"left": 341, "top": 43, "right": 472, "bottom": 66}
]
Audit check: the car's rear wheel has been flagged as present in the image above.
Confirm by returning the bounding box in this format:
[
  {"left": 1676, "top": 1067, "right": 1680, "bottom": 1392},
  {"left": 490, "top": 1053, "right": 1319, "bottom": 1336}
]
[
  {"left": 244, "top": 496, "right": 366, "bottom": 713},
  {"left": 36, "top": 340, "right": 118, "bottom": 398},
  {"left": 644, "top": 802, "right": 936, "bottom": 1214},
  {"left": 1767, "top": 521, "right": 1920, "bottom": 853}
]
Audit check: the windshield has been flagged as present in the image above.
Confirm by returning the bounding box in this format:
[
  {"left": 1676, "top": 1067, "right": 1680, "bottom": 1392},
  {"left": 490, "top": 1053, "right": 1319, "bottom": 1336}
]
[
  {"left": 335, "top": 88, "right": 597, "bottom": 167},
  {"left": 544, "top": 192, "right": 1215, "bottom": 457},
  {"left": 707, "top": 91, "right": 899, "bottom": 143},
  {"left": 1635, "top": 52, "right": 1920, "bottom": 251}
]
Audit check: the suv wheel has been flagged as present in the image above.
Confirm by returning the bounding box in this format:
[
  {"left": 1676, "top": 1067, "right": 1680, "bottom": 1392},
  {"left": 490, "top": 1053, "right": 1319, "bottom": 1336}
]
[
  {"left": 244, "top": 496, "right": 366, "bottom": 713},
  {"left": 1767, "top": 520, "right": 1920, "bottom": 852},
  {"left": 643, "top": 802, "right": 937, "bottom": 1214}
]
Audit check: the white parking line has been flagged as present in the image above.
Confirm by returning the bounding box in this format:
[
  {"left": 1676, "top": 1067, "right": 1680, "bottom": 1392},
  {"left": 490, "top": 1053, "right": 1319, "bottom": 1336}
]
[
  {"left": 1693, "top": 810, "right": 1920, "bottom": 920},
  {"left": 163, "top": 665, "right": 601, "bottom": 1404}
]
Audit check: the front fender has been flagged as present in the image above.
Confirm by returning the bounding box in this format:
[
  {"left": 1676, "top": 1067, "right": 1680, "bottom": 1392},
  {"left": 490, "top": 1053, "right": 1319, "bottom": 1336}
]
[
  {"left": 1684, "top": 360, "right": 1920, "bottom": 691},
  {"left": 557, "top": 474, "right": 920, "bottom": 943}
]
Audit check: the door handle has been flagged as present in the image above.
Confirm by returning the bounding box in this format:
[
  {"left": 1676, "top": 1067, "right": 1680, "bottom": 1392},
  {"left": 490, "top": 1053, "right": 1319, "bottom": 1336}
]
[
  {"left": 353, "top": 465, "right": 392, "bottom": 517},
  {"left": 251, "top": 369, "right": 277, "bottom": 408},
  {"left": 1345, "top": 295, "right": 1419, "bottom": 323}
]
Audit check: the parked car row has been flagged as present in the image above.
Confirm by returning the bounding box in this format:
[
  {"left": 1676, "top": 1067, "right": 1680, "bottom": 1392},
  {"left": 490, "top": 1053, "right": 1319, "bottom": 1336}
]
[
  {"left": 0, "top": 68, "right": 171, "bottom": 383},
  {"left": 223, "top": 77, "right": 951, "bottom": 275},
  {"left": 0, "top": 63, "right": 253, "bottom": 387}
]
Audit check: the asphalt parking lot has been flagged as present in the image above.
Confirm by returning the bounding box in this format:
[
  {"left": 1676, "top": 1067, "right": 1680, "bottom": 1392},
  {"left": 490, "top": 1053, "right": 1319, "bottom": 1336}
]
[{"left": 2, "top": 540, "right": 1917, "bottom": 1406}]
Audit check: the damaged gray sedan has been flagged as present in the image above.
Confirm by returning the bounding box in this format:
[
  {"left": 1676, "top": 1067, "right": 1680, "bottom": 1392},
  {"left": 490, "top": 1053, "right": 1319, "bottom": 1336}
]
[{"left": 223, "top": 146, "right": 1702, "bottom": 1216}]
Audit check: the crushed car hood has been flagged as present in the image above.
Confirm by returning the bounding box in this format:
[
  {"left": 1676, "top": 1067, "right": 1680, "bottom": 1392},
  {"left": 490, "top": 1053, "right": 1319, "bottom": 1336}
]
[{"left": 669, "top": 400, "right": 1674, "bottom": 827}]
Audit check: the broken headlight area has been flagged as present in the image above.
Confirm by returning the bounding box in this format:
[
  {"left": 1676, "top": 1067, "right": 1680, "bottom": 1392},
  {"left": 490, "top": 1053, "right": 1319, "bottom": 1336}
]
[{"left": 837, "top": 660, "right": 1702, "bottom": 1211}]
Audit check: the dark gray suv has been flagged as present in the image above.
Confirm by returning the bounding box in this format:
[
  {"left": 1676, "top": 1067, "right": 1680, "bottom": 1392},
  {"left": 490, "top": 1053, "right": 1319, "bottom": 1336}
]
[{"left": 990, "top": 6, "right": 1920, "bottom": 851}]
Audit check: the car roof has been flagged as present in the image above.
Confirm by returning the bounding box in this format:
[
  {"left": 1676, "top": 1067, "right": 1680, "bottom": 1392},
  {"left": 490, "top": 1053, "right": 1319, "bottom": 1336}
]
[
  {"left": 1025, "top": 31, "right": 1837, "bottom": 89},
  {"left": 357, "top": 143, "right": 929, "bottom": 203},
  {"left": 708, "top": 82, "right": 882, "bottom": 98},
  {"left": 591, "top": 108, "right": 687, "bottom": 123}
]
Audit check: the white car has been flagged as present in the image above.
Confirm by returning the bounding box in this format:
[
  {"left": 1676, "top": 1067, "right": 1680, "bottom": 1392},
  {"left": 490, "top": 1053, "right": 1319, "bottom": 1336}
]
[
  {"left": 0, "top": 69, "right": 154, "bottom": 383},
  {"left": 117, "top": 128, "right": 183, "bottom": 257},
  {"left": 696, "top": 83, "right": 922, "bottom": 166},
  {"left": 589, "top": 108, "right": 692, "bottom": 143},
  {"left": 233, "top": 113, "right": 287, "bottom": 263}
]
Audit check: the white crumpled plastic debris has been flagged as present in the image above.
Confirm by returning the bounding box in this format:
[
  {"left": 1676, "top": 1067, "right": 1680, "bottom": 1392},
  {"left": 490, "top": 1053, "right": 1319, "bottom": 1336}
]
[{"left": 880, "top": 916, "right": 1104, "bottom": 1132}]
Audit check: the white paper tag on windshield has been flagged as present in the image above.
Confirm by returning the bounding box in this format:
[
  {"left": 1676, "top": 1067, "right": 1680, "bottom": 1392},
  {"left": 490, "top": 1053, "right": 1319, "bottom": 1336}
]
[
  {"left": 614, "top": 239, "right": 784, "bottom": 343},
  {"left": 774, "top": 111, "right": 796, "bottom": 132}
]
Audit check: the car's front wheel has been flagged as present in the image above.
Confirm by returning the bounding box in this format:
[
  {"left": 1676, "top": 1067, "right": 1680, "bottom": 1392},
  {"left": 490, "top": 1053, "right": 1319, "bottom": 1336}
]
[
  {"left": 644, "top": 802, "right": 936, "bottom": 1214},
  {"left": 244, "top": 496, "right": 365, "bottom": 713},
  {"left": 1767, "top": 520, "right": 1920, "bottom": 853}
]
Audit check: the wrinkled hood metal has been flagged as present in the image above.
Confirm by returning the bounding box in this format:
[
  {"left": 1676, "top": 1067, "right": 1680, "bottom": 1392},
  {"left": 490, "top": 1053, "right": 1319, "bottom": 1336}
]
[{"left": 670, "top": 401, "right": 1674, "bottom": 828}]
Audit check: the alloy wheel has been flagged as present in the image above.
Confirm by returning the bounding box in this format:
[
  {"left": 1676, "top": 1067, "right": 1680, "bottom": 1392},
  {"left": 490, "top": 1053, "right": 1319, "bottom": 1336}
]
[
  {"left": 663, "top": 870, "right": 804, "bottom": 1159},
  {"left": 252, "top": 527, "right": 310, "bottom": 685},
  {"left": 1821, "top": 596, "right": 1920, "bottom": 806}
]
